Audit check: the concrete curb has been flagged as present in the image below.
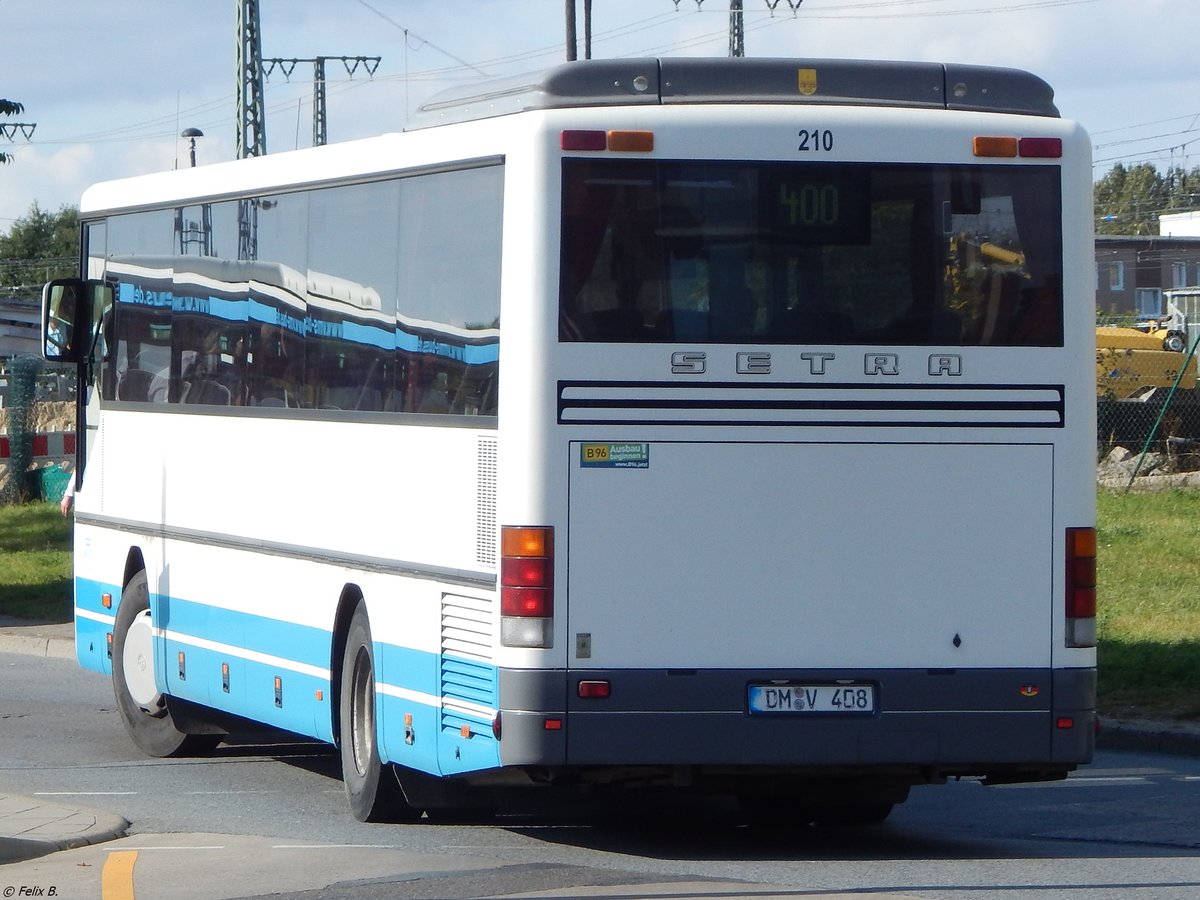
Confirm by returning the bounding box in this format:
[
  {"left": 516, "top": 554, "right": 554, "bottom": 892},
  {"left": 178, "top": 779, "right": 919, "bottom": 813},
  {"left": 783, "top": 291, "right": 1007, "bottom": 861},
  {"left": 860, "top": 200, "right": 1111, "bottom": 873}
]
[
  {"left": 0, "top": 628, "right": 75, "bottom": 661},
  {"left": 0, "top": 795, "right": 130, "bottom": 865},
  {"left": 1096, "top": 717, "right": 1200, "bottom": 757}
]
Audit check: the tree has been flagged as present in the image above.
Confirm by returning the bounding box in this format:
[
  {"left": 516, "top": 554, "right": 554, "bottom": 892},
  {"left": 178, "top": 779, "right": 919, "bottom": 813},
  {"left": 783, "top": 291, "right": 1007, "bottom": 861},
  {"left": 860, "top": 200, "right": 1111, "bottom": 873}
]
[
  {"left": 0, "top": 202, "right": 79, "bottom": 295},
  {"left": 1, "top": 99, "right": 24, "bottom": 164},
  {"left": 1095, "top": 162, "right": 1200, "bottom": 235}
]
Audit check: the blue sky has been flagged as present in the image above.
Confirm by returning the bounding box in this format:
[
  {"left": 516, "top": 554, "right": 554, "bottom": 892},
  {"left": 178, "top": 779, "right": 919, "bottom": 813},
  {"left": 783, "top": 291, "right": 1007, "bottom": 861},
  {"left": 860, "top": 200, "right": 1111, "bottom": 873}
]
[{"left": 1, "top": 0, "right": 1197, "bottom": 226}]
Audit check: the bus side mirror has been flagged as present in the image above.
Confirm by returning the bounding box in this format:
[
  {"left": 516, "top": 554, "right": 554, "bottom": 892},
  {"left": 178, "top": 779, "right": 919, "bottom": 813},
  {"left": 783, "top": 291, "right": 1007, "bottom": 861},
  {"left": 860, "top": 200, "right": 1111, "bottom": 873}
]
[{"left": 42, "top": 279, "right": 112, "bottom": 364}]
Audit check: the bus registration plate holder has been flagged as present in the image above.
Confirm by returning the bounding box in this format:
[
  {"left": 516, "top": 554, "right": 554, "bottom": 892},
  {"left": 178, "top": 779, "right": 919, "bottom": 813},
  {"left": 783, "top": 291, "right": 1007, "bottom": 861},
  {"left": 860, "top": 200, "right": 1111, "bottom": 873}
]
[{"left": 747, "top": 683, "right": 876, "bottom": 715}]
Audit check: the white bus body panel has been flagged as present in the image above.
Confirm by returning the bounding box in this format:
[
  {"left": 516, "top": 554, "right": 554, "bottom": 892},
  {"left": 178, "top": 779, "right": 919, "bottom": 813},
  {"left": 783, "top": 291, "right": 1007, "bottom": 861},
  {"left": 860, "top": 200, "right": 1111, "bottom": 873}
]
[{"left": 567, "top": 441, "right": 1052, "bottom": 670}]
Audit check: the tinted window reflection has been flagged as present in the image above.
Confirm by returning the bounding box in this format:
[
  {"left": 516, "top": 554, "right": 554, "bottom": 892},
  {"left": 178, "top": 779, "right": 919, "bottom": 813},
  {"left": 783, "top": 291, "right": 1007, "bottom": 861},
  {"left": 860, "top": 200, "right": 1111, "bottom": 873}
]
[
  {"left": 96, "top": 165, "right": 501, "bottom": 417},
  {"left": 560, "top": 159, "right": 1063, "bottom": 347}
]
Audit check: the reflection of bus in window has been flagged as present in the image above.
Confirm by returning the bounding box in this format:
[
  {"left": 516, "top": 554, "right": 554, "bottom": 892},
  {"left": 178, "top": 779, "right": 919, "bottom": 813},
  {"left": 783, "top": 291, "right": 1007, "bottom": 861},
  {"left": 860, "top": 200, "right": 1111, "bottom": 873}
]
[{"left": 55, "top": 57, "right": 1094, "bottom": 824}]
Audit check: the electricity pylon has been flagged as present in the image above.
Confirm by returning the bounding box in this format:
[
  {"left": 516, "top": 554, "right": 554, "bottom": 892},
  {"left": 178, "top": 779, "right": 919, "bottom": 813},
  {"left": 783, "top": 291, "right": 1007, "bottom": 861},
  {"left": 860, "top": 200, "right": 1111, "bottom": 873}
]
[{"left": 263, "top": 56, "right": 382, "bottom": 147}]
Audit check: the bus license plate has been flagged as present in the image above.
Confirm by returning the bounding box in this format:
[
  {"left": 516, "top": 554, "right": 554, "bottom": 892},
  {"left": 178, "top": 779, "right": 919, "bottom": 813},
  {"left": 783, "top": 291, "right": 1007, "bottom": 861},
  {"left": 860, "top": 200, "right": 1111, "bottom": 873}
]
[{"left": 747, "top": 683, "right": 876, "bottom": 715}]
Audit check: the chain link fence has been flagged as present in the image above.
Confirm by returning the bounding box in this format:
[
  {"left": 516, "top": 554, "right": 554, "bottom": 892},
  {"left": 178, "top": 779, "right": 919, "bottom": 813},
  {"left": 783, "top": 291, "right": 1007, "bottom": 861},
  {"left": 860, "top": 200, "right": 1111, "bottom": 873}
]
[
  {"left": 0, "top": 359, "right": 76, "bottom": 504},
  {"left": 1097, "top": 292, "right": 1200, "bottom": 481}
]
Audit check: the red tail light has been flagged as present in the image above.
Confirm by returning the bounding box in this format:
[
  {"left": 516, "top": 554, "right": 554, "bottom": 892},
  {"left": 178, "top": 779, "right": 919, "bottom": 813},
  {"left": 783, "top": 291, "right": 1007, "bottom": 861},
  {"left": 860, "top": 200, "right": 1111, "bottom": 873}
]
[
  {"left": 500, "top": 526, "right": 554, "bottom": 648},
  {"left": 1066, "top": 527, "right": 1096, "bottom": 648}
]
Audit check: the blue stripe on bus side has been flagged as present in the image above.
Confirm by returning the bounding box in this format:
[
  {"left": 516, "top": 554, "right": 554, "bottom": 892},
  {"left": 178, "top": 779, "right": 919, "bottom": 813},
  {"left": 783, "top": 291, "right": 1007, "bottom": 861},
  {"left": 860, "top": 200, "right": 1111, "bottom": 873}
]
[{"left": 73, "top": 576, "right": 500, "bottom": 775}]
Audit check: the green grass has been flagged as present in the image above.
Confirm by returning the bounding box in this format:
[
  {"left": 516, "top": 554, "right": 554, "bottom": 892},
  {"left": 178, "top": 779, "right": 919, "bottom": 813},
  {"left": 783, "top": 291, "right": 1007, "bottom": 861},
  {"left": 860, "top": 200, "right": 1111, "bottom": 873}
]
[
  {"left": 0, "top": 502, "right": 73, "bottom": 621},
  {"left": 1097, "top": 489, "right": 1200, "bottom": 719}
]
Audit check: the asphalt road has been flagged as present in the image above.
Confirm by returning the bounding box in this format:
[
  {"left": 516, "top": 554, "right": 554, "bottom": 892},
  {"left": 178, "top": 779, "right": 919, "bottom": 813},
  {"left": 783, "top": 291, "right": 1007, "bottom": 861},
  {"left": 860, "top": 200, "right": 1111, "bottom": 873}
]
[{"left": 2, "top": 651, "right": 1199, "bottom": 899}]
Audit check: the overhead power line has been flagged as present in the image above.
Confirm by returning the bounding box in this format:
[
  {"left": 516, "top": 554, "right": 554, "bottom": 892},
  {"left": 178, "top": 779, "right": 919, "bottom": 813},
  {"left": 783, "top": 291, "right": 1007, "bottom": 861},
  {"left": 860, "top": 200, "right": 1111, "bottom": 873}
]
[{"left": 349, "top": 0, "right": 488, "bottom": 76}]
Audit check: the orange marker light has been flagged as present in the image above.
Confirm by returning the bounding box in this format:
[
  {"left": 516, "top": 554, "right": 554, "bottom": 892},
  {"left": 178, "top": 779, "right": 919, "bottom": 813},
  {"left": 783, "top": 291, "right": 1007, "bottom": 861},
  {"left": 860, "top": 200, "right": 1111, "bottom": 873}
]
[
  {"left": 973, "top": 136, "right": 1018, "bottom": 158},
  {"left": 502, "top": 526, "right": 551, "bottom": 558},
  {"left": 608, "top": 130, "right": 654, "bottom": 152}
]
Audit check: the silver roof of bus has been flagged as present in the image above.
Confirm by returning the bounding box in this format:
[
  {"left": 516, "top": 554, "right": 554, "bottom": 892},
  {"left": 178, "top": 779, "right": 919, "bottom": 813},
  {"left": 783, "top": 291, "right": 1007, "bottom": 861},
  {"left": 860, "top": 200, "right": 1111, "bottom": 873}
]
[{"left": 409, "top": 57, "right": 1059, "bottom": 129}]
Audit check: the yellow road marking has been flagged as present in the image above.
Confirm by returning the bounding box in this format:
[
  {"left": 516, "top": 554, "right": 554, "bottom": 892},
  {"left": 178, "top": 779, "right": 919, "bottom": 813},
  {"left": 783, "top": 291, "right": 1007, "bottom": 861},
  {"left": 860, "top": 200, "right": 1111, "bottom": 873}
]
[{"left": 101, "top": 850, "right": 138, "bottom": 900}]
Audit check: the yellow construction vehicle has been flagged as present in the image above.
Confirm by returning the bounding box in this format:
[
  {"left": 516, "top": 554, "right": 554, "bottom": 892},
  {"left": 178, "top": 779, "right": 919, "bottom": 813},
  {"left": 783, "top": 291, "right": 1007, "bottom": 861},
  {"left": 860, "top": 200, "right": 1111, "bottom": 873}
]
[{"left": 1096, "top": 320, "right": 1196, "bottom": 398}]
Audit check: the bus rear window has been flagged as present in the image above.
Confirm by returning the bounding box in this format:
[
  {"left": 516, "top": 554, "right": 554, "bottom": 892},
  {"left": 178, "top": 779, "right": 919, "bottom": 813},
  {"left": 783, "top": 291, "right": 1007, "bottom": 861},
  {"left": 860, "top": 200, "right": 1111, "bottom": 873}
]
[{"left": 559, "top": 159, "right": 1063, "bottom": 346}]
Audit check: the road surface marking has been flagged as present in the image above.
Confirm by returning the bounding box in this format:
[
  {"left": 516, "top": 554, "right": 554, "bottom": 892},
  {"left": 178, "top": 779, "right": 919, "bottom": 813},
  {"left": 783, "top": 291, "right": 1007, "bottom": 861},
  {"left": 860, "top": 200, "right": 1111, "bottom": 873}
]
[{"left": 101, "top": 850, "right": 137, "bottom": 900}]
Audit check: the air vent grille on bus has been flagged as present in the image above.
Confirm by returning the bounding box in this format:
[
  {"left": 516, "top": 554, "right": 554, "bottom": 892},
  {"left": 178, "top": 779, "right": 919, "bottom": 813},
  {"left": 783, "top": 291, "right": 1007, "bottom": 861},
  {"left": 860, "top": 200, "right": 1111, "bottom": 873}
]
[
  {"left": 557, "top": 381, "right": 1065, "bottom": 428},
  {"left": 476, "top": 438, "right": 498, "bottom": 566},
  {"left": 440, "top": 593, "right": 497, "bottom": 734}
]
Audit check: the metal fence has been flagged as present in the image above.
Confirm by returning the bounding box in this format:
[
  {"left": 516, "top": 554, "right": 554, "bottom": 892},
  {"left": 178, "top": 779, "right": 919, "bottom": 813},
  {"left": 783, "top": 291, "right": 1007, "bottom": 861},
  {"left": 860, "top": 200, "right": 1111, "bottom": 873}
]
[
  {"left": 0, "top": 358, "right": 77, "bottom": 503},
  {"left": 1097, "top": 294, "right": 1200, "bottom": 478}
]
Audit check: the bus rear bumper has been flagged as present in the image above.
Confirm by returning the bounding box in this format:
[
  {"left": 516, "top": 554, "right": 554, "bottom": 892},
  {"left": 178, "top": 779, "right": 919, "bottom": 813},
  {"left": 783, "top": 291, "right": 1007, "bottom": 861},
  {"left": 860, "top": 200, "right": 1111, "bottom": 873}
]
[{"left": 494, "top": 666, "right": 1095, "bottom": 782}]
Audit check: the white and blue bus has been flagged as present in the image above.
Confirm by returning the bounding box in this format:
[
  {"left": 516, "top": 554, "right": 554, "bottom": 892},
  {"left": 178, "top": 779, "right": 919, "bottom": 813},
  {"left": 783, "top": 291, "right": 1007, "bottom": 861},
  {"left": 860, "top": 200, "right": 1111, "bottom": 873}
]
[{"left": 43, "top": 57, "right": 1096, "bottom": 824}]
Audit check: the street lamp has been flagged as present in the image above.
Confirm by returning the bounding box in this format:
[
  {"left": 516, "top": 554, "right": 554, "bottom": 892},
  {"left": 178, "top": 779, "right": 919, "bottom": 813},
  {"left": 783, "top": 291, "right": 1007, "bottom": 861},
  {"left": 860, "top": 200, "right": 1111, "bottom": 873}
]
[{"left": 181, "top": 127, "right": 204, "bottom": 167}]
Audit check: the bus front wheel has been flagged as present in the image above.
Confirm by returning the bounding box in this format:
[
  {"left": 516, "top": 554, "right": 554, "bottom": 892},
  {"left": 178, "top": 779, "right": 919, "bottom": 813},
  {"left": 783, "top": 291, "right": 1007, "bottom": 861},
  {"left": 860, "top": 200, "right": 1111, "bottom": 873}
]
[
  {"left": 339, "top": 604, "right": 417, "bottom": 822},
  {"left": 111, "top": 571, "right": 220, "bottom": 757}
]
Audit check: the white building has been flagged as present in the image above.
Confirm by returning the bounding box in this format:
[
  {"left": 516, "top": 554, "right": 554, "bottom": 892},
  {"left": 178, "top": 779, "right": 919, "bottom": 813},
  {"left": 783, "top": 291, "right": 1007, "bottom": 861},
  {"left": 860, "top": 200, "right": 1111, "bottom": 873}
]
[{"left": 1161, "top": 210, "right": 1200, "bottom": 237}]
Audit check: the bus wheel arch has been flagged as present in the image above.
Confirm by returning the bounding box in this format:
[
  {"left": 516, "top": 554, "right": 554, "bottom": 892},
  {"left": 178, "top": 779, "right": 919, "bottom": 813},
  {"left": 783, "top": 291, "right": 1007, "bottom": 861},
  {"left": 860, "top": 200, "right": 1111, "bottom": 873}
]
[
  {"left": 111, "top": 565, "right": 218, "bottom": 757},
  {"left": 329, "top": 584, "right": 365, "bottom": 749}
]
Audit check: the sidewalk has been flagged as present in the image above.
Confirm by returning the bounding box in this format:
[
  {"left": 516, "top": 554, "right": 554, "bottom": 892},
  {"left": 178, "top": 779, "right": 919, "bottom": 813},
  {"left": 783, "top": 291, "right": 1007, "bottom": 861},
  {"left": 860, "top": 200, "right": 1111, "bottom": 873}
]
[
  {"left": 1, "top": 616, "right": 1198, "bottom": 867},
  {"left": 0, "top": 794, "right": 128, "bottom": 864}
]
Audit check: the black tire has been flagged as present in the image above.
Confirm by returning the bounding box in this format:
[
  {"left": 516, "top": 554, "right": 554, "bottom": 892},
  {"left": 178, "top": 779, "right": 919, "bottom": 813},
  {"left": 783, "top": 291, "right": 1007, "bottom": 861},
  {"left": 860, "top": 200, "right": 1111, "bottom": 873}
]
[
  {"left": 112, "top": 571, "right": 221, "bottom": 757},
  {"left": 339, "top": 603, "right": 417, "bottom": 822}
]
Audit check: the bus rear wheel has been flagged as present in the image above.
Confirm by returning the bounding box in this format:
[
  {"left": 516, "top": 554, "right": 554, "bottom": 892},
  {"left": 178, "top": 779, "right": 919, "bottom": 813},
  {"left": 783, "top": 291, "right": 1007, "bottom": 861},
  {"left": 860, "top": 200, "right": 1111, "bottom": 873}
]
[
  {"left": 339, "top": 604, "right": 418, "bottom": 822},
  {"left": 111, "top": 571, "right": 221, "bottom": 757}
]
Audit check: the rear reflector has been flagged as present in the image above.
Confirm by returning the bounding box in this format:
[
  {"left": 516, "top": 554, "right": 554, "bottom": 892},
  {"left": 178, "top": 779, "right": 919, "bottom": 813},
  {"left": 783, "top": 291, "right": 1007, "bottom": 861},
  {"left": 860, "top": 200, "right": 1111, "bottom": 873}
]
[
  {"left": 577, "top": 680, "right": 611, "bottom": 699},
  {"left": 561, "top": 129, "right": 607, "bottom": 151},
  {"left": 1019, "top": 137, "right": 1063, "bottom": 158}
]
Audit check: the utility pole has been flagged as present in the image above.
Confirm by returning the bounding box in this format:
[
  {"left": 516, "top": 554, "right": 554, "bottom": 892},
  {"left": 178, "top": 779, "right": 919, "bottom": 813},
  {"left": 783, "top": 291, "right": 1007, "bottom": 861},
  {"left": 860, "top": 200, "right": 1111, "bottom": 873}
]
[
  {"left": 565, "top": 0, "right": 592, "bottom": 61},
  {"left": 668, "top": 1, "right": 804, "bottom": 57},
  {"left": 583, "top": 0, "right": 592, "bottom": 59},
  {"left": 236, "top": 0, "right": 266, "bottom": 261},
  {"left": 236, "top": 0, "right": 267, "bottom": 159},
  {"left": 263, "top": 56, "right": 381, "bottom": 147},
  {"left": 729, "top": 0, "right": 744, "bottom": 57},
  {"left": 566, "top": 0, "right": 577, "bottom": 61}
]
